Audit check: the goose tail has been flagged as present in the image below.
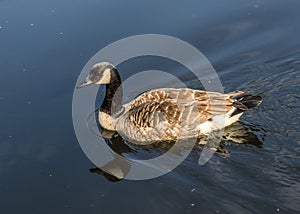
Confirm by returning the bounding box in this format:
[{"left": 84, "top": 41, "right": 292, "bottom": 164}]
[{"left": 231, "top": 94, "right": 263, "bottom": 116}]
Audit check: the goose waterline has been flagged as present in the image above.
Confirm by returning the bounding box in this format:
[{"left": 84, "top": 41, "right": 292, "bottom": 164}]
[{"left": 77, "top": 62, "right": 262, "bottom": 144}]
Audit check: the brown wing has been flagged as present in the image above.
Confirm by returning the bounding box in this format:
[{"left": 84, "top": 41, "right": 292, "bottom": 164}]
[
  {"left": 118, "top": 88, "right": 245, "bottom": 143},
  {"left": 193, "top": 90, "right": 245, "bottom": 123},
  {"left": 128, "top": 93, "right": 180, "bottom": 129},
  {"left": 128, "top": 88, "right": 244, "bottom": 126},
  {"left": 120, "top": 90, "right": 181, "bottom": 142}
]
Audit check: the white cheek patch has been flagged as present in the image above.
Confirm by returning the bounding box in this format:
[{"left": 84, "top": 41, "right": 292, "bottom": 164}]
[{"left": 99, "top": 68, "right": 111, "bottom": 84}]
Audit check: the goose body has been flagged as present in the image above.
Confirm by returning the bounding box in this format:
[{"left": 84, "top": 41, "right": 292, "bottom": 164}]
[{"left": 77, "top": 62, "right": 262, "bottom": 144}]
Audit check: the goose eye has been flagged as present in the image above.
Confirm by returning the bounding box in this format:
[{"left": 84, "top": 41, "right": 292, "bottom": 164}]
[{"left": 89, "top": 69, "right": 102, "bottom": 83}]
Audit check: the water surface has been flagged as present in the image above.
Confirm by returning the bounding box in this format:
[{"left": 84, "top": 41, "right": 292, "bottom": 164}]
[{"left": 0, "top": 0, "right": 299, "bottom": 213}]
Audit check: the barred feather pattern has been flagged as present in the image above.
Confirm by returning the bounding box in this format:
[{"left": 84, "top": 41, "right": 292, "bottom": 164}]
[{"left": 109, "top": 88, "right": 245, "bottom": 144}]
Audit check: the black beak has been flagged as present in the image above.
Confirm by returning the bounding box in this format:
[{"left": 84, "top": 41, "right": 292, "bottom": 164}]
[{"left": 76, "top": 80, "right": 93, "bottom": 89}]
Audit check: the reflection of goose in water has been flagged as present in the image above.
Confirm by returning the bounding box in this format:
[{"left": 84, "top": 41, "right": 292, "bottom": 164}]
[
  {"left": 89, "top": 121, "right": 263, "bottom": 182},
  {"left": 77, "top": 62, "right": 262, "bottom": 144}
]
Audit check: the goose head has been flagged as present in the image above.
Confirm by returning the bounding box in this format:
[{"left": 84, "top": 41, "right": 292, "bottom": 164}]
[{"left": 76, "top": 62, "right": 117, "bottom": 88}]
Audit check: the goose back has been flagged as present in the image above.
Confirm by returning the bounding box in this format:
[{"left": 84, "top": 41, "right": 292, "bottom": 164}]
[{"left": 112, "top": 88, "right": 245, "bottom": 144}]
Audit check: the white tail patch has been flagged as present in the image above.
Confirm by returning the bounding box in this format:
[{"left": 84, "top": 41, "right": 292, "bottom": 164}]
[{"left": 198, "top": 108, "right": 243, "bottom": 134}]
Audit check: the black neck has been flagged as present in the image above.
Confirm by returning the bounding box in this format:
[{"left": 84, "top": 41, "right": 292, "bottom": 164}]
[{"left": 100, "top": 68, "right": 123, "bottom": 116}]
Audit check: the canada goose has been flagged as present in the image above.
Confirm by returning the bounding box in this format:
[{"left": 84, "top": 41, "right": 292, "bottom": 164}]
[{"left": 77, "top": 62, "right": 262, "bottom": 144}]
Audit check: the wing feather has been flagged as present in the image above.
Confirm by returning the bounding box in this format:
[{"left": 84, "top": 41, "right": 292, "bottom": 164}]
[{"left": 116, "top": 88, "right": 244, "bottom": 143}]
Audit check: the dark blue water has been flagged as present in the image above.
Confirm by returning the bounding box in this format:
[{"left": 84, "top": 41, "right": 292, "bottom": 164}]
[{"left": 0, "top": 0, "right": 299, "bottom": 213}]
